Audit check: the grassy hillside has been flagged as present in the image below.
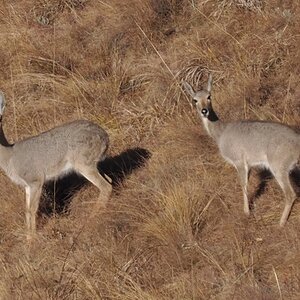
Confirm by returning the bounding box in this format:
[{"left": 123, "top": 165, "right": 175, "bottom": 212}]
[{"left": 0, "top": 0, "right": 300, "bottom": 298}]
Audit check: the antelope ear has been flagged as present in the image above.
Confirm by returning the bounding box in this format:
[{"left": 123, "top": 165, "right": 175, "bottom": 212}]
[
  {"left": 0, "top": 92, "right": 5, "bottom": 116},
  {"left": 182, "top": 82, "right": 196, "bottom": 98},
  {"left": 207, "top": 74, "right": 213, "bottom": 93}
]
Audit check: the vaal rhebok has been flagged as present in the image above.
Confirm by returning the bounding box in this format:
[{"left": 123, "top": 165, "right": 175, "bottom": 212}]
[
  {"left": 183, "top": 75, "right": 300, "bottom": 226},
  {"left": 0, "top": 92, "right": 112, "bottom": 239}
]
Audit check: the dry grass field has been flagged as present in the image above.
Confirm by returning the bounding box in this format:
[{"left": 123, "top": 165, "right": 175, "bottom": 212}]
[{"left": 0, "top": 0, "right": 300, "bottom": 298}]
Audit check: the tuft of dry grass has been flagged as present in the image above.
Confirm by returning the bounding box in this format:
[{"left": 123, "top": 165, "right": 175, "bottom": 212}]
[{"left": 0, "top": 0, "right": 300, "bottom": 299}]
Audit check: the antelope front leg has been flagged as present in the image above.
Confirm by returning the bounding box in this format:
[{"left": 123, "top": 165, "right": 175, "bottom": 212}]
[
  {"left": 25, "top": 182, "right": 42, "bottom": 240},
  {"left": 236, "top": 163, "right": 250, "bottom": 216}
]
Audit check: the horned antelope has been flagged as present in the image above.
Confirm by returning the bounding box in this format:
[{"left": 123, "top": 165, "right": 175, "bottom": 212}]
[
  {"left": 183, "top": 75, "right": 300, "bottom": 226},
  {"left": 0, "top": 92, "right": 112, "bottom": 239}
]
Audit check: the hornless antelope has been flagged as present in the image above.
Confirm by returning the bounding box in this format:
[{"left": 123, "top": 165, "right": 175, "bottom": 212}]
[
  {"left": 183, "top": 75, "right": 300, "bottom": 226},
  {"left": 0, "top": 92, "right": 112, "bottom": 239}
]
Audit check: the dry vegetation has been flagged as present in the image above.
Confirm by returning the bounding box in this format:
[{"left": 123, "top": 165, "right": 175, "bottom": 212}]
[{"left": 0, "top": 0, "right": 300, "bottom": 298}]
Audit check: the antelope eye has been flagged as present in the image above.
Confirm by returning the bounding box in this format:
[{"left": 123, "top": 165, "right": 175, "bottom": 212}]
[
  {"left": 207, "top": 95, "right": 211, "bottom": 100},
  {"left": 192, "top": 99, "right": 197, "bottom": 103},
  {"left": 201, "top": 108, "right": 208, "bottom": 115}
]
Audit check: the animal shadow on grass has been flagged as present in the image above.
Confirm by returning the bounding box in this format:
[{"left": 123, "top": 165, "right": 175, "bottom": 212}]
[
  {"left": 290, "top": 167, "right": 300, "bottom": 196},
  {"left": 248, "top": 169, "right": 273, "bottom": 210},
  {"left": 249, "top": 167, "right": 300, "bottom": 211},
  {"left": 39, "top": 147, "right": 151, "bottom": 217}
]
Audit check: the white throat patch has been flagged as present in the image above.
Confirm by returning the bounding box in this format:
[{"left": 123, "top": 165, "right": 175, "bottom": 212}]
[{"left": 201, "top": 117, "right": 210, "bottom": 135}]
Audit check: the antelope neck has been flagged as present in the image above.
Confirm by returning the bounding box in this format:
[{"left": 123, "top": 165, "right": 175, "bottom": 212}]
[
  {"left": 0, "top": 119, "right": 13, "bottom": 169},
  {"left": 0, "top": 118, "right": 11, "bottom": 147},
  {"left": 201, "top": 106, "right": 226, "bottom": 142}
]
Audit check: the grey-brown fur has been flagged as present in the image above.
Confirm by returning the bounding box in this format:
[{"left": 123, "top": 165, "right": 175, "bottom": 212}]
[
  {"left": 0, "top": 92, "right": 112, "bottom": 238},
  {"left": 183, "top": 75, "right": 300, "bottom": 226}
]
